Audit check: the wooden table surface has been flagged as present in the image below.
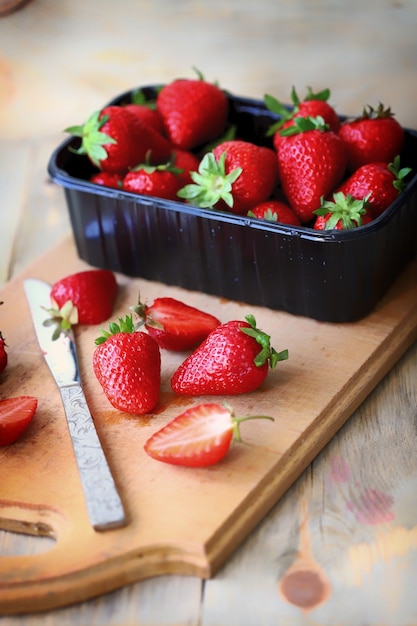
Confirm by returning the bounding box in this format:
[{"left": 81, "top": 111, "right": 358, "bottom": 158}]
[{"left": 1, "top": 1, "right": 416, "bottom": 624}]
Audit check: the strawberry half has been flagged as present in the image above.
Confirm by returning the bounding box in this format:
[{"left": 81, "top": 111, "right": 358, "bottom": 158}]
[
  {"left": 0, "top": 396, "right": 38, "bottom": 446},
  {"left": 0, "top": 331, "right": 7, "bottom": 374},
  {"left": 93, "top": 315, "right": 161, "bottom": 415},
  {"left": 171, "top": 314, "right": 288, "bottom": 396},
  {"left": 45, "top": 269, "right": 118, "bottom": 339},
  {"left": 132, "top": 295, "right": 221, "bottom": 351},
  {"left": 144, "top": 402, "right": 274, "bottom": 467}
]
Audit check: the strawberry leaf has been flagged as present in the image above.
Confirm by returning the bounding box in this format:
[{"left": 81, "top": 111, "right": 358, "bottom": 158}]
[{"left": 239, "top": 314, "right": 288, "bottom": 369}]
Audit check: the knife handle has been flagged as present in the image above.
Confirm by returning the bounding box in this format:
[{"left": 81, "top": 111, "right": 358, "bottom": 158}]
[{"left": 59, "top": 385, "right": 127, "bottom": 531}]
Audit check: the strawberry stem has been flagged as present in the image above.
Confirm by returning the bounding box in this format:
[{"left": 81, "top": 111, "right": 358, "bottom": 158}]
[
  {"left": 232, "top": 414, "right": 275, "bottom": 443},
  {"left": 239, "top": 314, "right": 288, "bottom": 369}
]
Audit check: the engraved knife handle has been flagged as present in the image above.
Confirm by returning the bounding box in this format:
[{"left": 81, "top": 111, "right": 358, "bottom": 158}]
[{"left": 59, "top": 385, "right": 126, "bottom": 530}]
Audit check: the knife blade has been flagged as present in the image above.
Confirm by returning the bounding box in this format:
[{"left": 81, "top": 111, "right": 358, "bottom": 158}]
[{"left": 23, "top": 278, "right": 127, "bottom": 531}]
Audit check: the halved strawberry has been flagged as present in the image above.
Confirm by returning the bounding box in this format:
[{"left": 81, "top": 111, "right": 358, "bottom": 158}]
[
  {"left": 0, "top": 396, "right": 38, "bottom": 446},
  {"left": 144, "top": 402, "right": 274, "bottom": 467},
  {"left": 0, "top": 331, "right": 7, "bottom": 374},
  {"left": 132, "top": 295, "right": 221, "bottom": 351}
]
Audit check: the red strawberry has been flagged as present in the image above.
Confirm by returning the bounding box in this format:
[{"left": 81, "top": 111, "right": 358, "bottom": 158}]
[
  {"left": 334, "top": 156, "right": 412, "bottom": 218},
  {"left": 90, "top": 171, "right": 123, "bottom": 189},
  {"left": 171, "top": 314, "right": 288, "bottom": 396},
  {"left": 132, "top": 295, "right": 221, "bottom": 351},
  {"left": 171, "top": 149, "right": 201, "bottom": 186},
  {"left": 157, "top": 70, "right": 229, "bottom": 150},
  {"left": 144, "top": 402, "right": 274, "bottom": 467},
  {"left": 338, "top": 104, "right": 405, "bottom": 172},
  {"left": 123, "top": 159, "right": 184, "bottom": 201},
  {"left": 0, "top": 396, "right": 38, "bottom": 446},
  {"left": 93, "top": 315, "right": 161, "bottom": 414},
  {"left": 277, "top": 116, "right": 347, "bottom": 223},
  {"left": 45, "top": 270, "right": 118, "bottom": 339},
  {"left": 265, "top": 86, "right": 341, "bottom": 151},
  {"left": 123, "top": 89, "right": 165, "bottom": 135},
  {"left": 178, "top": 140, "right": 278, "bottom": 215},
  {"left": 313, "top": 192, "right": 373, "bottom": 230},
  {"left": 0, "top": 331, "right": 7, "bottom": 374},
  {"left": 65, "top": 105, "right": 172, "bottom": 173},
  {"left": 248, "top": 200, "right": 301, "bottom": 225}
]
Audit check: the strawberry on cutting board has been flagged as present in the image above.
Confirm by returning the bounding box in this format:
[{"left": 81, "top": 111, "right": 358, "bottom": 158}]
[
  {"left": 0, "top": 331, "right": 7, "bottom": 374},
  {"left": 277, "top": 116, "right": 347, "bottom": 224},
  {"left": 0, "top": 396, "right": 38, "bottom": 446},
  {"left": 338, "top": 103, "right": 405, "bottom": 172},
  {"left": 93, "top": 315, "right": 161, "bottom": 414},
  {"left": 65, "top": 105, "right": 172, "bottom": 173},
  {"left": 171, "top": 314, "right": 288, "bottom": 396},
  {"left": 132, "top": 295, "right": 221, "bottom": 351},
  {"left": 157, "top": 69, "right": 229, "bottom": 150},
  {"left": 44, "top": 269, "right": 118, "bottom": 339},
  {"left": 178, "top": 140, "right": 278, "bottom": 215},
  {"left": 144, "top": 402, "right": 274, "bottom": 467}
]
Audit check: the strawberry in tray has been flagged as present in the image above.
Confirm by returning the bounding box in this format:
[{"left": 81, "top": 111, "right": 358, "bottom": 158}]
[
  {"left": 65, "top": 104, "right": 172, "bottom": 174},
  {"left": 171, "top": 314, "right": 288, "bottom": 396},
  {"left": 277, "top": 115, "right": 347, "bottom": 224},
  {"left": 247, "top": 199, "right": 301, "bottom": 226},
  {"left": 338, "top": 103, "right": 405, "bottom": 172},
  {"left": 178, "top": 140, "right": 278, "bottom": 215},
  {"left": 156, "top": 69, "right": 229, "bottom": 151},
  {"left": 123, "top": 159, "right": 185, "bottom": 201},
  {"left": 93, "top": 315, "right": 161, "bottom": 415},
  {"left": 144, "top": 402, "right": 274, "bottom": 468},
  {"left": 131, "top": 295, "right": 221, "bottom": 351},
  {"left": 265, "top": 86, "right": 341, "bottom": 151},
  {"left": 313, "top": 192, "right": 373, "bottom": 231}
]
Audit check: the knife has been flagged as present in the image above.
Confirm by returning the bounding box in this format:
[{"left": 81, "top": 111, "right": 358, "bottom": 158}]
[{"left": 23, "top": 278, "right": 127, "bottom": 531}]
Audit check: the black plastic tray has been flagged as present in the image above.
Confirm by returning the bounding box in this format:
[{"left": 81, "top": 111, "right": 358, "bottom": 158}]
[{"left": 48, "top": 87, "right": 417, "bottom": 322}]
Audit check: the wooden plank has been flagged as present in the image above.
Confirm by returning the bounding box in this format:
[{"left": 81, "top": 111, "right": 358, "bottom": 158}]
[{"left": 0, "top": 236, "right": 416, "bottom": 614}]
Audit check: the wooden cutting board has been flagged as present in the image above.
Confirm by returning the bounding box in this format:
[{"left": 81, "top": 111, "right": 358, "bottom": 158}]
[{"left": 1, "top": 236, "right": 416, "bottom": 614}]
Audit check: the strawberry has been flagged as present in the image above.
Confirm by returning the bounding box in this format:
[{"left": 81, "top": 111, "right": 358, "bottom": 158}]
[
  {"left": 157, "top": 69, "right": 229, "bottom": 150},
  {"left": 277, "top": 116, "right": 347, "bottom": 223},
  {"left": 338, "top": 103, "right": 405, "bottom": 172},
  {"left": 144, "top": 402, "right": 274, "bottom": 467},
  {"left": 248, "top": 200, "right": 301, "bottom": 225},
  {"left": 171, "top": 314, "right": 288, "bottom": 396},
  {"left": 0, "top": 396, "right": 38, "bottom": 446},
  {"left": 93, "top": 315, "right": 161, "bottom": 414},
  {"left": 171, "top": 149, "right": 201, "bottom": 186},
  {"left": 122, "top": 159, "right": 184, "bottom": 201},
  {"left": 334, "top": 156, "right": 413, "bottom": 219},
  {"left": 44, "top": 270, "right": 118, "bottom": 339},
  {"left": 65, "top": 105, "right": 172, "bottom": 173},
  {"left": 313, "top": 192, "right": 373, "bottom": 230},
  {"left": 123, "top": 89, "right": 165, "bottom": 135},
  {"left": 90, "top": 171, "right": 123, "bottom": 189},
  {"left": 265, "top": 86, "right": 341, "bottom": 151},
  {"left": 131, "top": 295, "right": 221, "bottom": 351},
  {"left": 178, "top": 140, "right": 278, "bottom": 215},
  {"left": 0, "top": 331, "right": 7, "bottom": 374}
]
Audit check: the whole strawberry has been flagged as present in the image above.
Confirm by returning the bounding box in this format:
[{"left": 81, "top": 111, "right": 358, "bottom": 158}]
[
  {"left": 0, "top": 331, "right": 7, "bottom": 374},
  {"left": 171, "top": 314, "right": 288, "bottom": 396},
  {"left": 65, "top": 105, "right": 172, "bottom": 173},
  {"left": 334, "top": 156, "right": 412, "bottom": 218},
  {"left": 178, "top": 140, "right": 278, "bottom": 215},
  {"left": 171, "top": 149, "right": 201, "bottom": 186},
  {"left": 132, "top": 295, "right": 221, "bottom": 351},
  {"left": 93, "top": 315, "right": 161, "bottom": 414},
  {"left": 123, "top": 89, "right": 165, "bottom": 135},
  {"left": 338, "top": 103, "right": 405, "bottom": 172},
  {"left": 277, "top": 116, "right": 347, "bottom": 223},
  {"left": 248, "top": 199, "right": 301, "bottom": 225},
  {"left": 313, "top": 192, "right": 373, "bottom": 230},
  {"left": 157, "top": 69, "right": 229, "bottom": 150},
  {"left": 44, "top": 269, "right": 118, "bottom": 339},
  {"left": 265, "top": 86, "right": 341, "bottom": 151},
  {"left": 123, "top": 159, "right": 184, "bottom": 201},
  {"left": 90, "top": 171, "right": 123, "bottom": 189}
]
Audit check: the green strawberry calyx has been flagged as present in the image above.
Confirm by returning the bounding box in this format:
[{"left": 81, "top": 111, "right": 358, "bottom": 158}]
[
  {"left": 130, "top": 153, "right": 183, "bottom": 176},
  {"left": 42, "top": 299, "right": 79, "bottom": 341},
  {"left": 279, "top": 115, "right": 330, "bottom": 137},
  {"left": 313, "top": 192, "right": 371, "bottom": 230},
  {"left": 239, "top": 314, "right": 288, "bottom": 369},
  {"left": 358, "top": 103, "right": 396, "bottom": 121},
  {"left": 177, "top": 151, "right": 242, "bottom": 209},
  {"left": 265, "top": 86, "right": 331, "bottom": 136},
  {"left": 95, "top": 314, "right": 136, "bottom": 345},
  {"left": 65, "top": 110, "right": 117, "bottom": 167},
  {"left": 388, "top": 155, "right": 413, "bottom": 193}
]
